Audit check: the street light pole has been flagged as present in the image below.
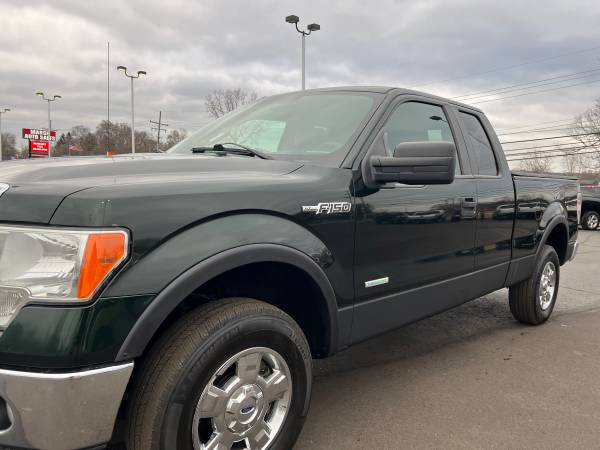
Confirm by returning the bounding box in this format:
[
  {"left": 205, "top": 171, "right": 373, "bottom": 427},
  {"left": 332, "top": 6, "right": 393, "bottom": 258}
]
[
  {"left": 117, "top": 66, "right": 146, "bottom": 154},
  {"left": 130, "top": 76, "right": 134, "bottom": 154},
  {"left": 36, "top": 93, "right": 61, "bottom": 157},
  {"left": 301, "top": 32, "right": 306, "bottom": 90},
  {"left": 0, "top": 108, "right": 11, "bottom": 162},
  {"left": 286, "top": 15, "right": 320, "bottom": 90}
]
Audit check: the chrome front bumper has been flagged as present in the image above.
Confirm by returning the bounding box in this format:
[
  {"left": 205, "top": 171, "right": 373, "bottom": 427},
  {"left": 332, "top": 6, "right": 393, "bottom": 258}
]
[{"left": 0, "top": 362, "right": 133, "bottom": 450}]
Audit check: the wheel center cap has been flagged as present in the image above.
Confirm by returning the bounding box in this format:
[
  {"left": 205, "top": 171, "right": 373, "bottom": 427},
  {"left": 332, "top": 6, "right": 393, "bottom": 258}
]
[{"left": 225, "top": 384, "right": 264, "bottom": 433}]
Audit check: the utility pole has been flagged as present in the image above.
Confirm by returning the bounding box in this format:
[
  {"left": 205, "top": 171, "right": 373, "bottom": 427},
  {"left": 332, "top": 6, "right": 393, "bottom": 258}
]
[
  {"left": 107, "top": 42, "right": 111, "bottom": 153},
  {"left": 150, "top": 111, "right": 168, "bottom": 152},
  {"left": 0, "top": 108, "right": 11, "bottom": 161}
]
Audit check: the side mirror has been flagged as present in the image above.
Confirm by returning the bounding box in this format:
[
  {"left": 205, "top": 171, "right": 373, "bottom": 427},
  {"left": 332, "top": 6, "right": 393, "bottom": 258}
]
[{"left": 367, "top": 141, "right": 456, "bottom": 186}]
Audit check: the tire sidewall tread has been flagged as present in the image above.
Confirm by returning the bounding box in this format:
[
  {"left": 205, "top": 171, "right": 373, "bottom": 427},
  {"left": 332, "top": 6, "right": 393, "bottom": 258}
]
[
  {"left": 582, "top": 211, "right": 599, "bottom": 230},
  {"left": 125, "top": 298, "right": 312, "bottom": 450},
  {"left": 509, "top": 245, "right": 560, "bottom": 325}
]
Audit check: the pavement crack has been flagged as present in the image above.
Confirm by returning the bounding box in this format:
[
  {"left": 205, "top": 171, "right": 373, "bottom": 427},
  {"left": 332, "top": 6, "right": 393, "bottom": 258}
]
[{"left": 562, "top": 285, "right": 600, "bottom": 296}]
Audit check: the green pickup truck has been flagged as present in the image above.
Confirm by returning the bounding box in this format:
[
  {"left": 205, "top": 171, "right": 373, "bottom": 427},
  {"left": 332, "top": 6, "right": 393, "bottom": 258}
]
[{"left": 0, "top": 87, "right": 579, "bottom": 450}]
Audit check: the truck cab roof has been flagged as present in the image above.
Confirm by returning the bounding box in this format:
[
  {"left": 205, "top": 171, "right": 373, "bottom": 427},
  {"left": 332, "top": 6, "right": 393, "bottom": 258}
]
[{"left": 286, "top": 85, "right": 484, "bottom": 112}]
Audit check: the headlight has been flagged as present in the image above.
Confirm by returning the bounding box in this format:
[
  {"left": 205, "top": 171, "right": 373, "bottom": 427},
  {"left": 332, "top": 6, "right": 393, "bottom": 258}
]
[{"left": 0, "top": 226, "right": 129, "bottom": 329}]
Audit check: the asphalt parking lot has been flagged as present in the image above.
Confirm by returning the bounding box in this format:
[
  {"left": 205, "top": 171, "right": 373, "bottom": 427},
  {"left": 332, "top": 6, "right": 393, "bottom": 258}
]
[{"left": 296, "top": 230, "right": 600, "bottom": 449}]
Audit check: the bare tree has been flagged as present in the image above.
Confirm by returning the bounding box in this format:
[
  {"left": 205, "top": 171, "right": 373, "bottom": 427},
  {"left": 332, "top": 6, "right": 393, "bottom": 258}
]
[
  {"left": 563, "top": 150, "right": 588, "bottom": 175},
  {"left": 519, "top": 149, "right": 553, "bottom": 173},
  {"left": 162, "top": 129, "right": 187, "bottom": 150},
  {"left": 205, "top": 88, "right": 258, "bottom": 119},
  {"left": 1, "top": 132, "right": 19, "bottom": 160},
  {"left": 571, "top": 98, "right": 600, "bottom": 169}
]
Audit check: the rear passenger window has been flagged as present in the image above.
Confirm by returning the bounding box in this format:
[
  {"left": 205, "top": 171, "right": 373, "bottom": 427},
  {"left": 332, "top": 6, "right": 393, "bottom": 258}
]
[
  {"left": 382, "top": 102, "right": 461, "bottom": 174},
  {"left": 459, "top": 112, "right": 498, "bottom": 176}
]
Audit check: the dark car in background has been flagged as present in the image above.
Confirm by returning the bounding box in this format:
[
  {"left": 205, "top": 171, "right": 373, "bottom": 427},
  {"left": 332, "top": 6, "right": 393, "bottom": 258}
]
[{"left": 580, "top": 182, "right": 600, "bottom": 230}]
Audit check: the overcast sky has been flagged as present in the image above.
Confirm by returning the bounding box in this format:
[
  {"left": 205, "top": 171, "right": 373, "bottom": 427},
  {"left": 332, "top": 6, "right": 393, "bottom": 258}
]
[{"left": 1, "top": 0, "right": 600, "bottom": 160}]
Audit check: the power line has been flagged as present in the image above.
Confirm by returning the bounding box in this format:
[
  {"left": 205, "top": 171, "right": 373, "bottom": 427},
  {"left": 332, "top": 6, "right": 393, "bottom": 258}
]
[
  {"left": 412, "top": 44, "right": 600, "bottom": 89},
  {"left": 502, "top": 137, "right": 600, "bottom": 151},
  {"left": 500, "top": 132, "right": 597, "bottom": 145},
  {"left": 503, "top": 141, "right": 587, "bottom": 151},
  {"left": 495, "top": 118, "right": 576, "bottom": 132},
  {"left": 471, "top": 77, "right": 600, "bottom": 104},
  {"left": 507, "top": 148, "right": 597, "bottom": 161},
  {"left": 504, "top": 144, "right": 593, "bottom": 157},
  {"left": 497, "top": 125, "right": 575, "bottom": 136},
  {"left": 507, "top": 147, "right": 600, "bottom": 162},
  {"left": 496, "top": 119, "right": 596, "bottom": 136},
  {"left": 453, "top": 67, "right": 600, "bottom": 101},
  {"left": 505, "top": 144, "right": 590, "bottom": 155}
]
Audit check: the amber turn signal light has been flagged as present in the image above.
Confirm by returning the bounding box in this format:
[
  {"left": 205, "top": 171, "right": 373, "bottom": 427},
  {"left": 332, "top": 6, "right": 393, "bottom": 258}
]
[{"left": 77, "top": 233, "right": 127, "bottom": 299}]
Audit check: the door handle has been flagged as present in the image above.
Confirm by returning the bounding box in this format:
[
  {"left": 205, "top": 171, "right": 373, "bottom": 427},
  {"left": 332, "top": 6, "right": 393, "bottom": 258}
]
[{"left": 460, "top": 197, "right": 477, "bottom": 219}]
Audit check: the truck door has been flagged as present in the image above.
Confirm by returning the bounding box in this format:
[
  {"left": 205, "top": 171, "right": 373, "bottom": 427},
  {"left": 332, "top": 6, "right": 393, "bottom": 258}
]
[
  {"left": 456, "top": 110, "right": 514, "bottom": 285},
  {"left": 351, "top": 98, "right": 477, "bottom": 342}
]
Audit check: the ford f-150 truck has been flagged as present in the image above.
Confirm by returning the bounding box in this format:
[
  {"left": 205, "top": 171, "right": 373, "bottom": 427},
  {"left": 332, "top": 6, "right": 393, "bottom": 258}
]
[{"left": 0, "top": 87, "right": 580, "bottom": 450}]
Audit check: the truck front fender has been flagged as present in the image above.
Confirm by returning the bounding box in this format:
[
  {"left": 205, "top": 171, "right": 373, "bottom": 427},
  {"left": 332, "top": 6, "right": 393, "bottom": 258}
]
[
  {"left": 102, "top": 213, "right": 340, "bottom": 359},
  {"left": 115, "top": 243, "right": 339, "bottom": 361},
  {"left": 103, "top": 213, "right": 333, "bottom": 297}
]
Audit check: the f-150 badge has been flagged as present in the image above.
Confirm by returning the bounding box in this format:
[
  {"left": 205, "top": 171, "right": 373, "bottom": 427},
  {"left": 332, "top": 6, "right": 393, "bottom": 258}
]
[{"left": 302, "top": 202, "right": 352, "bottom": 215}]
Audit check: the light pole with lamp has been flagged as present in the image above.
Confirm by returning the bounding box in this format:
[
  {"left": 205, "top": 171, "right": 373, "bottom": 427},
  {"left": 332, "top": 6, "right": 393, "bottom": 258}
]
[
  {"left": 285, "top": 15, "right": 320, "bottom": 90},
  {"left": 117, "top": 66, "right": 146, "bottom": 154},
  {"left": 36, "top": 93, "right": 61, "bottom": 157}
]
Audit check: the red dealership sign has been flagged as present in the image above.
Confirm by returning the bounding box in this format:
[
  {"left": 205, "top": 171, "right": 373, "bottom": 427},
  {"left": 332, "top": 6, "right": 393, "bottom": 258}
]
[
  {"left": 29, "top": 140, "right": 50, "bottom": 158},
  {"left": 22, "top": 128, "right": 56, "bottom": 142}
]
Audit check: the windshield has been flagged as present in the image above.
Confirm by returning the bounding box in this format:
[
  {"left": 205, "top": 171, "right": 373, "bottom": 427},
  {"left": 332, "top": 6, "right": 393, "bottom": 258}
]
[{"left": 169, "top": 91, "right": 382, "bottom": 165}]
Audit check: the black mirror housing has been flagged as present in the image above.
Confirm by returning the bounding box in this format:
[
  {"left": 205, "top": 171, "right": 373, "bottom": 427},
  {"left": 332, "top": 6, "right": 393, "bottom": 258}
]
[{"left": 368, "top": 141, "right": 456, "bottom": 186}]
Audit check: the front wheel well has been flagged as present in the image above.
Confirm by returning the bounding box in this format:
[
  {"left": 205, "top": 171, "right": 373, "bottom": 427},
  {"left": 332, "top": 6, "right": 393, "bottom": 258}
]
[{"left": 146, "top": 261, "right": 333, "bottom": 359}]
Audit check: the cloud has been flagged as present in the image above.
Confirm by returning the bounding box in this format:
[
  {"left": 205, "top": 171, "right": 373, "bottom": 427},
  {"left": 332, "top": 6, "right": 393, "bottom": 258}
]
[{"left": 1, "top": 0, "right": 600, "bottom": 169}]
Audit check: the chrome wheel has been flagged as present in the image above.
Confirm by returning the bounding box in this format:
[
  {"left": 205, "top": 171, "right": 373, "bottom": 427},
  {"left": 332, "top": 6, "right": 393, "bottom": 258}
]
[
  {"left": 539, "top": 261, "right": 556, "bottom": 311},
  {"left": 192, "top": 347, "right": 292, "bottom": 450},
  {"left": 587, "top": 214, "right": 599, "bottom": 230}
]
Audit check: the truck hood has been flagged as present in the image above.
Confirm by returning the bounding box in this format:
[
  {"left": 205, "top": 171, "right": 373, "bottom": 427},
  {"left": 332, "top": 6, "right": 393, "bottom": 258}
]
[{"left": 0, "top": 154, "right": 303, "bottom": 224}]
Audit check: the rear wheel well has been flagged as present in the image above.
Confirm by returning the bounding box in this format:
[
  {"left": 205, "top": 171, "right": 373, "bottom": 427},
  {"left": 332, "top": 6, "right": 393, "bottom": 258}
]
[
  {"left": 145, "top": 261, "right": 332, "bottom": 360},
  {"left": 544, "top": 224, "right": 568, "bottom": 265}
]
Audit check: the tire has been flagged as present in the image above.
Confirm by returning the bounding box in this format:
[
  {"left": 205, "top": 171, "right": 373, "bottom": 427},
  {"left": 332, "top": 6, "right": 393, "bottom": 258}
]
[
  {"left": 125, "top": 298, "right": 312, "bottom": 450},
  {"left": 581, "top": 211, "right": 600, "bottom": 230},
  {"left": 509, "top": 245, "right": 560, "bottom": 325}
]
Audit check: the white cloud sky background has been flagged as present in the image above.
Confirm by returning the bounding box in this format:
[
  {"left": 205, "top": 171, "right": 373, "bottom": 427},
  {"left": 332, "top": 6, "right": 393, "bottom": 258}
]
[{"left": 1, "top": 0, "right": 600, "bottom": 166}]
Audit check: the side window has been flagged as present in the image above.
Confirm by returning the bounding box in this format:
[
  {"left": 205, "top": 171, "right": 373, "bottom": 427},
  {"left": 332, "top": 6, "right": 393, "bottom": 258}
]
[
  {"left": 382, "top": 102, "right": 461, "bottom": 174},
  {"left": 459, "top": 112, "right": 498, "bottom": 176}
]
